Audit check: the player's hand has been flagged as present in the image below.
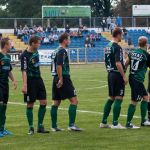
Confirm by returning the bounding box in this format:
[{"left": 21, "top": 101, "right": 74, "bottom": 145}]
[
  {"left": 123, "top": 76, "right": 128, "bottom": 85},
  {"left": 57, "top": 79, "right": 63, "bottom": 88},
  {"left": 12, "top": 80, "right": 17, "bottom": 90},
  {"left": 22, "top": 84, "right": 27, "bottom": 94}
]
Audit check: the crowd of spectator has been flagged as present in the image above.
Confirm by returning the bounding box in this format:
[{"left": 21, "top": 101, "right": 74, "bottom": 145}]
[{"left": 14, "top": 24, "right": 102, "bottom": 48}]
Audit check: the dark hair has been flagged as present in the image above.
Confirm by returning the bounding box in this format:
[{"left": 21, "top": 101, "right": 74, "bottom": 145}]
[
  {"left": 29, "top": 36, "right": 40, "bottom": 46},
  {"left": 59, "top": 33, "right": 68, "bottom": 43},
  {"left": 112, "top": 27, "right": 122, "bottom": 38},
  {"left": 1, "top": 38, "right": 10, "bottom": 49}
]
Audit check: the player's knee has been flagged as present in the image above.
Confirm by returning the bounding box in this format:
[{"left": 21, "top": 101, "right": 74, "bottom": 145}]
[
  {"left": 53, "top": 101, "right": 61, "bottom": 107},
  {"left": 143, "top": 96, "right": 149, "bottom": 102},
  {"left": 40, "top": 100, "right": 47, "bottom": 106},
  {"left": 131, "top": 100, "right": 137, "bottom": 106},
  {"left": 27, "top": 102, "right": 34, "bottom": 108},
  {"left": 70, "top": 97, "right": 78, "bottom": 105}
]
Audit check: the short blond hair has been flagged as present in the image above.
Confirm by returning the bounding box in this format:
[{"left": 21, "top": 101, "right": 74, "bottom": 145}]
[{"left": 138, "top": 36, "right": 148, "bottom": 48}]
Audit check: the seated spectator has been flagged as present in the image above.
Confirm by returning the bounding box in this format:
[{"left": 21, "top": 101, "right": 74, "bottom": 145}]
[
  {"left": 83, "top": 26, "right": 88, "bottom": 33},
  {"left": 53, "top": 33, "right": 59, "bottom": 41},
  {"left": 96, "top": 33, "right": 101, "bottom": 41},
  {"left": 43, "top": 36, "right": 50, "bottom": 47},
  {"left": 90, "top": 34, "right": 96, "bottom": 41},
  {"left": 23, "top": 25, "right": 29, "bottom": 33},
  {"left": 79, "top": 25, "right": 83, "bottom": 32},
  {"left": 10, "top": 40, "right": 16, "bottom": 51},
  {"left": 53, "top": 25, "right": 57, "bottom": 32},
  {"left": 33, "top": 25, "right": 37, "bottom": 32},
  {"left": 49, "top": 34, "right": 54, "bottom": 44},
  {"left": 14, "top": 27, "right": 18, "bottom": 36},
  {"left": 37, "top": 26, "right": 43, "bottom": 32},
  {"left": 17, "top": 28, "right": 23, "bottom": 39},
  {"left": 46, "top": 26, "right": 51, "bottom": 33},
  {"left": 77, "top": 30, "right": 83, "bottom": 38},
  {"left": 85, "top": 36, "right": 91, "bottom": 48},
  {"left": 72, "top": 31, "right": 78, "bottom": 38},
  {"left": 65, "top": 24, "right": 70, "bottom": 33},
  {"left": 146, "top": 27, "right": 150, "bottom": 34},
  {"left": 90, "top": 39, "right": 95, "bottom": 47},
  {"left": 0, "top": 33, "right": 2, "bottom": 41},
  {"left": 122, "top": 27, "right": 128, "bottom": 42},
  {"left": 97, "top": 28, "right": 101, "bottom": 36}
]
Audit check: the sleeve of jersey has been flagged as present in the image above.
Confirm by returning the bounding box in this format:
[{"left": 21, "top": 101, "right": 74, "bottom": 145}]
[
  {"left": 21, "top": 54, "right": 27, "bottom": 71},
  {"left": 56, "top": 50, "right": 65, "bottom": 66},
  {"left": 114, "top": 46, "right": 121, "bottom": 62}
]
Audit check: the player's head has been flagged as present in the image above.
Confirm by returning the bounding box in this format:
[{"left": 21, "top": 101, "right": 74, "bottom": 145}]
[
  {"left": 29, "top": 36, "right": 41, "bottom": 50},
  {"left": 112, "top": 27, "right": 122, "bottom": 42},
  {"left": 59, "top": 33, "right": 70, "bottom": 47},
  {"left": 0, "top": 38, "right": 11, "bottom": 52},
  {"left": 138, "top": 36, "right": 148, "bottom": 50}
]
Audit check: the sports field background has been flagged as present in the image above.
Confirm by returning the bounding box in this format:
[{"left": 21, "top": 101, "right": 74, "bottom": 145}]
[{"left": 0, "top": 64, "right": 149, "bottom": 150}]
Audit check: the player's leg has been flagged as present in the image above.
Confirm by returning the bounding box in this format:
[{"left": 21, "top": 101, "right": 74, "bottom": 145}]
[
  {"left": 0, "top": 85, "right": 13, "bottom": 136},
  {"left": 111, "top": 73, "right": 125, "bottom": 129},
  {"left": 68, "top": 96, "right": 82, "bottom": 131},
  {"left": 37, "top": 78, "right": 49, "bottom": 133},
  {"left": 126, "top": 100, "right": 138, "bottom": 129},
  {"left": 148, "top": 93, "right": 150, "bottom": 121},
  {"left": 100, "top": 96, "right": 114, "bottom": 128},
  {"left": 51, "top": 100, "right": 62, "bottom": 131},
  {"left": 100, "top": 72, "right": 115, "bottom": 128},
  {"left": 147, "top": 71, "right": 150, "bottom": 121},
  {"left": 141, "top": 95, "right": 150, "bottom": 126},
  {"left": 0, "top": 101, "right": 4, "bottom": 137},
  {"left": 51, "top": 76, "right": 63, "bottom": 132},
  {"left": 26, "top": 102, "right": 34, "bottom": 135}
]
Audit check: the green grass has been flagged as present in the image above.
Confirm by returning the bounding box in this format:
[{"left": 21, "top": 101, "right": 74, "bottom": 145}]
[{"left": 0, "top": 64, "right": 150, "bottom": 150}]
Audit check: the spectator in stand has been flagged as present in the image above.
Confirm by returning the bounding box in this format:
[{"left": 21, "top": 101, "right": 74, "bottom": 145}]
[
  {"left": 106, "top": 16, "right": 111, "bottom": 30},
  {"left": 53, "top": 25, "right": 57, "bottom": 32},
  {"left": 49, "top": 34, "right": 54, "bottom": 44},
  {"left": 85, "top": 36, "right": 91, "bottom": 48},
  {"left": 0, "top": 33, "right": 2, "bottom": 41},
  {"left": 23, "top": 25, "right": 29, "bottom": 33},
  {"left": 90, "top": 38, "right": 95, "bottom": 47},
  {"left": 90, "top": 34, "right": 96, "bottom": 41},
  {"left": 43, "top": 36, "right": 50, "bottom": 47},
  {"left": 116, "top": 15, "right": 122, "bottom": 27},
  {"left": 122, "top": 27, "right": 128, "bottom": 42},
  {"left": 10, "top": 40, "right": 16, "bottom": 51},
  {"left": 17, "top": 27, "right": 23, "bottom": 39},
  {"left": 77, "top": 30, "right": 83, "bottom": 38},
  {"left": 110, "top": 21, "right": 116, "bottom": 35},
  {"left": 37, "top": 26, "right": 43, "bottom": 32},
  {"left": 83, "top": 26, "right": 88, "bottom": 33},
  {"left": 33, "top": 25, "right": 37, "bottom": 32},
  {"left": 46, "top": 26, "right": 51, "bottom": 33},
  {"left": 72, "top": 31, "right": 78, "bottom": 38},
  {"left": 146, "top": 27, "right": 150, "bottom": 35},
  {"left": 79, "top": 25, "right": 83, "bottom": 32},
  {"left": 65, "top": 24, "right": 70, "bottom": 33},
  {"left": 101, "top": 18, "right": 106, "bottom": 32},
  {"left": 96, "top": 33, "right": 101, "bottom": 41},
  {"left": 14, "top": 27, "right": 18, "bottom": 36},
  {"left": 53, "top": 33, "right": 59, "bottom": 42}
]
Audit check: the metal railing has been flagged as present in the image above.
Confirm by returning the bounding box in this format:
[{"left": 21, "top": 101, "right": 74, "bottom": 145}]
[{"left": 0, "top": 17, "right": 150, "bottom": 29}]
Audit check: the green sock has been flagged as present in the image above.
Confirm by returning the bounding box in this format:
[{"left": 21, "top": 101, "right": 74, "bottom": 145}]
[
  {"left": 126, "top": 104, "right": 136, "bottom": 126},
  {"left": 26, "top": 107, "right": 33, "bottom": 128},
  {"left": 51, "top": 105, "right": 58, "bottom": 128},
  {"left": 68, "top": 104, "right": 77, "bottom": 127},
  {"left": 38, "top": 105, "right": 46, "bottom": 128},
  {"left": 0, "top": 103, "right": 3, "bottom": 131},
  {"left": 141, "top": 100, "right": 148, "bottom": 123},
  {"left": 1, "top": 104, "right": 7, "bottom": 130},
  {"left": 113, "top": 99, "right": 123, "bottom": 126},
  {"left": 102, "top": 99, "right": 114, "bottom": 124}
]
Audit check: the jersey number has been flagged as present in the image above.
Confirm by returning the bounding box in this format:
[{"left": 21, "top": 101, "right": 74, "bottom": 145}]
[{"left": 131, "top": 60, "right": 140, "bottom": 71}]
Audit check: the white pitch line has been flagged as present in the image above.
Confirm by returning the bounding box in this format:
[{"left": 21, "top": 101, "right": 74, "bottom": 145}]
[
  {"left": 8, "top": 102, "right": 140, "bottom": 119},
  {"left": 84, "top": 85, "right": 108, "bottom": 90}
]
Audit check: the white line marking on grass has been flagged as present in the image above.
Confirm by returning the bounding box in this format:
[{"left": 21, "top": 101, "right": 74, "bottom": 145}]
[
  {"left": 84, "top": 85, "right": 108, "bottom": 90},
  {"left": 8, "top": 102, "right": 140, "bottom": 119}
]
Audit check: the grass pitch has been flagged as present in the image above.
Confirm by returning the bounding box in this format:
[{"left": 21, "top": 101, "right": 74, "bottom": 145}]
[{"left": 0, "top": 64, "right": 150, "bottom": 150}]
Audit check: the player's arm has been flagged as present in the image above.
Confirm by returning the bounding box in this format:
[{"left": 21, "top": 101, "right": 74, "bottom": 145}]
[
  {"left": 56, "top": 50, "right": 64, "bottom": 88},
  {"left": 21, "top": 55, "right": 28, "bottom": 94},
  {"left": 115, "top": 48, "right": 128, "bottom": 85},
  {"left": 125, "top": 56, "right": 130, "bottom": 68},
  {"left": 9, "top": 71, "right": 17, "bottom": 90}
]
